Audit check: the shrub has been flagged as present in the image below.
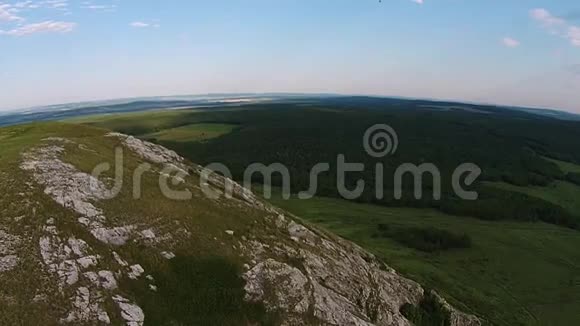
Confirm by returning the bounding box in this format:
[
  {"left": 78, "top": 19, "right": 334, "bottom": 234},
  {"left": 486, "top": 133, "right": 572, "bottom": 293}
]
[
  {"left": 566, "top": 173, "right": 580, "bottom": 186},
  {"left": 377, "top": 225, "right": 472, "bottom": 252},
  {"left": 134, "top": 256, "right": 270, "bottom": 325},
  {"left": 400, "top": 290, "right": 451, "bottom": 326}
]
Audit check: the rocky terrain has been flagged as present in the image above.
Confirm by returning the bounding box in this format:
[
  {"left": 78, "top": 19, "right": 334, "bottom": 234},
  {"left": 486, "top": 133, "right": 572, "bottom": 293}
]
[{"left": 0, "top": 123, "right": 481, "bottom": 325}]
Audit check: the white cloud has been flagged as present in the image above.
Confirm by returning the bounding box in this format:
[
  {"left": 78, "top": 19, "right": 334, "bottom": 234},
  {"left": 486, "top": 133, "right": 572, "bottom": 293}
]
[
  {"left": 85, "top": 5, "right": 114, "bottom": 10},
  {"left": 411, "top": 0, "right": 424, "bottom": 4},
  {"left": 81, "top": 1, "right": 117, "bottom": 12},
  {"left": 12, "top": 1, "right": 36, "bottom": 9},
  {"left": 130, "top": 21, "right": 149, "bottom": 28},
  {"left": 530, "top": 8, "right": 580, "bottom": 47},
  {"left": 1, "top": 0, "right": 73, "bottom": 23},
  {"left": 502, "top": 37, "right": 520, "bottom": 48},
  {"left": 130, "top": 21, "right": 160, "bottom": 28},
  {"left": 0, "top": 4, "right": 23, "bottom": 22},
  {"left": 0, "top": 20, "right": 76, "bottom": 36},
  {"left": 43, "top": 0, "right": 67, "bottom": 9},
  {"left": 569, "top": 26, "right": 580, "bottom": 46},
  {"left": 530, "top": 8, "right": 565, "bottom": 26}
]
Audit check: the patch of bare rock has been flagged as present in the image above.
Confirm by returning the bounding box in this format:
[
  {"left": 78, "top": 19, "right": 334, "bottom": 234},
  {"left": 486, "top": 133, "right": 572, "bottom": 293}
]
[
  {"left": 20, "top": 141, "right": 135, "bottom": 246},
  {"left": 241, "top": 214, "right": 482, "bottom": 326},
  {"left": 0, "top": 229, "right": 21, "bottom": 273}
]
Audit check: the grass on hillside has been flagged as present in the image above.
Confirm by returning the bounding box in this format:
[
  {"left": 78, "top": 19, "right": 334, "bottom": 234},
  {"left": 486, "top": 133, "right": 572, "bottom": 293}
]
[
  {"left": 262, "top": 189, "right": 580, "bottom": 326},
  {"left": 0, "top": 122, "right": 276, "bottom": 325},
  {"left": 0, "top": 124, "right": 72, "bottom": 324},
  {"left": 65, "top": 110, "right": 192, "bottom": 135},
  {"left": 543, "top": 157, "right": 580, "bottom": 174},
  {"left": 487, "top": 181, "right": 580, "bottom": 218},
  {"left": 141, "top": 123, "right": 238, "bottom": 143},
  {"left": 65, "top": 107, "right": 246, "bottom": 137}
]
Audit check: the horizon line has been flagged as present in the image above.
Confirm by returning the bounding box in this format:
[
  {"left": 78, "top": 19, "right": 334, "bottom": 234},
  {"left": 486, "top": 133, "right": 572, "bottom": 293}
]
[{"left": 1, "top": 92, "right": 578, "bottom": 118}]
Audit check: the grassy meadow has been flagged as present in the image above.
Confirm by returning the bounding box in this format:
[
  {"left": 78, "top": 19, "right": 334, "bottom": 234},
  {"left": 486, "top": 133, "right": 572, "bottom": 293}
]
[
  {"left": 544, "top": 157, "right": 580, "bottom": 174},
  {"left": 264, "top": 190, "right": 580, "bottom": 326},
  {"left": 488, "top": 181, "right": 580, "bottom": 217},
  {"left": 141, "top": 123, "right": 238, "bottom": 143}
]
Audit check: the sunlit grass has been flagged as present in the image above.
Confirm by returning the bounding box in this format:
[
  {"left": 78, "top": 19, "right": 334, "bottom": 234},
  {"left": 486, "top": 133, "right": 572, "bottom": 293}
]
[
  {"left": 488, "top": 181, "right": 580, "bottom": 217},
  {"left": 141, "top": 123, "right": 237, "bottom": 143},
  {"left": 543, "top": 157, "right": 580, "bottom": 174}
]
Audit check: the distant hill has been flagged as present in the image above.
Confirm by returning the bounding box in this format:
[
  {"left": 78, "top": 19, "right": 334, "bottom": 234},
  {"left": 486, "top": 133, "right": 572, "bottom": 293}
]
[{"left": 1, "top": 94, "right": 579, "bottom": 127}]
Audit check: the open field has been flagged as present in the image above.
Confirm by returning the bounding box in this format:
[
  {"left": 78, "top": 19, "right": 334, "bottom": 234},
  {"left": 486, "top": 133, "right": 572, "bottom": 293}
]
[
  {"left": 488, "top": 181, "right": 580, "bottom": 217},
  {"left": 543, "top": 157, "right": 580, "bottom": 174},
  {"left": 65, "top": 106, "right": 247, "bottom": 137},
  {"left": 141, "top": 123, "right": 238, "bottom": 143},
  {"left": 264, "top": 190, "right": 580, "bottom": 326},
  {"left": 65, "top": 110, "right": 196, "bottom": 134}
]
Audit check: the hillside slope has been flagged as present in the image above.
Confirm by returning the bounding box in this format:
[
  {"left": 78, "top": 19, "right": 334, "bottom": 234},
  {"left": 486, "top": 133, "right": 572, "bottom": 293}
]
[{"left": 0, "top": 123, "right": 479, "bottom": 325}]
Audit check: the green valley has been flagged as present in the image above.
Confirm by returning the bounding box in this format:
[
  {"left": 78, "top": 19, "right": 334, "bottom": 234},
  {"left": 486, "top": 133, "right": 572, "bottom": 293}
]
[{"left": 65, "top": 99, "right": 580, "bottom": 325}]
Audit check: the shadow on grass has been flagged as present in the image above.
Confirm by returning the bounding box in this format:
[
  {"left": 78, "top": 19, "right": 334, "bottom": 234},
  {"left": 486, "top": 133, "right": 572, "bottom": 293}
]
[
  {"left": 400, "top": 290, "right": 451, "bottom": 326},
  {"left": 135, "top": 256, "right": 275, "bottom": 325}
]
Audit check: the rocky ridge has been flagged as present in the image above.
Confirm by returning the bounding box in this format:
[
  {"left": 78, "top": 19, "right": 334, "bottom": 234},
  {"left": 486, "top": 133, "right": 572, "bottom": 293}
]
[{"left": 8, "top": 132, "right": 481, "bottom": 325}]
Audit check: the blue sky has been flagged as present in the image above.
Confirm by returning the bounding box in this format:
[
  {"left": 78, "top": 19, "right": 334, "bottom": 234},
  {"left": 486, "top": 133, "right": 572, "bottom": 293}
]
[{"left": 1, "top": 0, "right": 579, "bottom": 112}]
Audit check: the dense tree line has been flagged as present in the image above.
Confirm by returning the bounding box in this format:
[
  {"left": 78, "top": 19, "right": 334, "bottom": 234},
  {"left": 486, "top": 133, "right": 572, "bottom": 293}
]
[
  {"left": 375, "top": 224, "right": 472, "bottom": 252},
  {"left": 566, "top": 173, "right": 580, "bottom": 186}
]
